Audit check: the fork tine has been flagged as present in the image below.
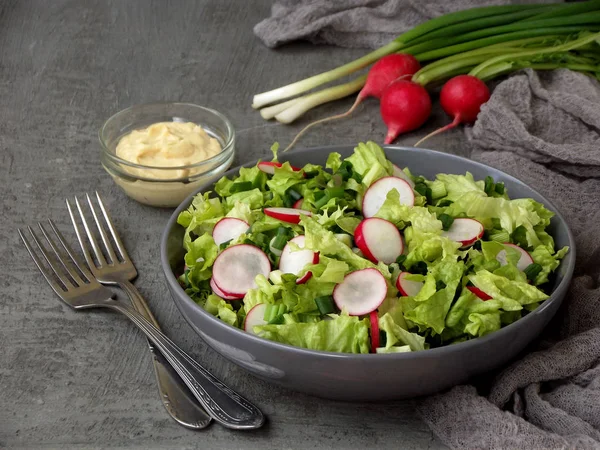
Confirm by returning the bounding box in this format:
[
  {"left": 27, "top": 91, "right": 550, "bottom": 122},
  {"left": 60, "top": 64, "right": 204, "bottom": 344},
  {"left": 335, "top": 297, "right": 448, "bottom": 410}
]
[
  {"left": 19, "top": 229, "right": 66, "bottom": 297},
  {"left": 25, "top": 226, "right": 73, "bottom": 290},
  {"left": 74, "top": 196, "right": 107, "bottom": 267},
  {"left": 67, "top": 198, "right": 97, "bottom": 272},
  {"left": 95, "top": 191, "right": 130, "bottom": 262},
  {"left": 37, "top": 222, "right": 85, "bottom": 286},
  {"left": 46, "top": 219, "right": 95, "bottom": 283},
  {"left": 86, "top": 193, "right": 118, "bottom": 264}
]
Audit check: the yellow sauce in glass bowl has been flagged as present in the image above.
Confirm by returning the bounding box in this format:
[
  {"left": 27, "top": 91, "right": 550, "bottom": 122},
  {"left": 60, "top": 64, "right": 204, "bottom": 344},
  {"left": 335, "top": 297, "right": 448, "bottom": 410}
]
[
  {"left": 100, "top": 103, "right": 235, "bottom": 208},
  {"left": 116, "top": 122, "right": 222, "bottom": 179}
]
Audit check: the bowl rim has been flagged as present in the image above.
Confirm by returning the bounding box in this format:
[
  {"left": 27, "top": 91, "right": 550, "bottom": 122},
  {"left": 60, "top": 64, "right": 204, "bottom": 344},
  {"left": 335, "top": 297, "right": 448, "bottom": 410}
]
[
  {"left": 160, "top": 144, "right": 576, "bottom": 360},
  {"left": 99, "top": 101, "right": 235, "bottom": 172}
]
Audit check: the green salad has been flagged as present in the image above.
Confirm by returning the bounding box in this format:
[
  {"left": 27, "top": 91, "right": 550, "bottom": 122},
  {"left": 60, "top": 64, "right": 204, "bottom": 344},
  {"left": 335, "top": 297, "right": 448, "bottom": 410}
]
[{"left": 177, "top": 142, "right": 568, "bottom": 354}]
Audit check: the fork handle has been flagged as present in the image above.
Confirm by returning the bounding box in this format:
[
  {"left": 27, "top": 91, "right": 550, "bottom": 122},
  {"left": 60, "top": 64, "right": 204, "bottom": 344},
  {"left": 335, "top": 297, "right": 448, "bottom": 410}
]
[
  {"left": 103, "top": 299, "right": 265, "bottom": 430},
  {"left": 117, "top": 281, "right": 212, "bottom": 430}
]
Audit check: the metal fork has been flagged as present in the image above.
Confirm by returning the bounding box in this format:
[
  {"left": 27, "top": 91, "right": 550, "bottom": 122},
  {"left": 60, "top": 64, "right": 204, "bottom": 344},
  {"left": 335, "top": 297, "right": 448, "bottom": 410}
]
[
  {"left": 20, "top": 221, "right": 265, "bottom": 430},
  {"left": 66, "top": 193, "right": 211, "bottom": 430}
]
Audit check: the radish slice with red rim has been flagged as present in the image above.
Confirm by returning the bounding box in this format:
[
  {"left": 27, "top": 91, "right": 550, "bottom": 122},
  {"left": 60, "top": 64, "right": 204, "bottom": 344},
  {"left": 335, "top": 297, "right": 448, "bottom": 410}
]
[
  {"left": 391, "top": 164, "right": 415, "bottom": 188},
  {"left": 442, "top": 218, "right": 484, "bottom": 247},
  {"left": 396, "top": 272, "right": 424, "bottom": 297},
  {"left": 212, "top": 218, "right": 250, "bottom": 246},
  {"left": 279, "top": 235, "right": 319, "bottom": 284},
  {"left": 467, "top": 285, "right": 493, "bottom": 301},
  {"left": 496, "top": 243, "right": 533, "bottom": 271},
  {"left": 292, "top": 198, "right": 304, "bottom": 209},
  {"left": 362, "top": 176, "right": 414, "bottom": 218},
  {"left": 370, "top": 311, "right": 380, "bottom": 353},
  {"left": 264, "top": 207, "right": 312, "bottom": 224},
  {"left": 244, "top": 303, "right": 268, "bottom": 334},
  {"left": 212, "top": 244, "right": 271, "bottom": 298},
  {"left": 354, "top": 218, "right": 403, "bottom": 264},
  {"left": 210, "top": 277, "right": 239, "bottom": 300},
  {"left": 333, "top": 268, "right": 387, "bottom": 316},
  {"left": 257, "top": 161, "right": 302, "bottom": 175}
]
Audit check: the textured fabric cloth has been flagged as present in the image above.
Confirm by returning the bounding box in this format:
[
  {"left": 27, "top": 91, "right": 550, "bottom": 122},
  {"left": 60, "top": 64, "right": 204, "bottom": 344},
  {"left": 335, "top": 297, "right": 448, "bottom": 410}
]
[
  {"left": 418, "top": 69, "right": 600, "bottom": 449},
  {"left": 254, "top": 0, "right": 542, "bottom": 50},
  {"left": 255, "top": 2, "right": 600, "bottom": 448}
]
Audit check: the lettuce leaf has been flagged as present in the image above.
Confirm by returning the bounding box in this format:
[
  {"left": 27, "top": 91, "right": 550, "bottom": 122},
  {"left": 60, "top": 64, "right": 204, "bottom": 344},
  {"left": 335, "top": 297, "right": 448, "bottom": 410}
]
[
  {"left": 204, "top": 294, "right": 238, "bottom": 326},
  {"left": 378, "top": 313, "right": 426, "bottom": 351},
  {"left": 255, "top": 313, "right": 370, "bottom": 353},
  {"left": 531, "top": 245, "right": 569, "bottom": 285},
  {"left": 435, "top": 172, "right": 485, "bottom": 202},
  {"left": 469, "top": 270, "right": 549, "bottom": 311},
  {"left": 345, "top": 141, "right": 393, "bottom": 187}
]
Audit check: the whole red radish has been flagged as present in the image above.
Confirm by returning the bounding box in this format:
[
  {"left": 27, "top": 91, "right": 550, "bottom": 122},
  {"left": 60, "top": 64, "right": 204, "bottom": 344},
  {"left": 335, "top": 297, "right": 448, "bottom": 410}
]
[
  {"left": 380, "top": 80, "right": 432, "bottom": 145},
  {"left": 414, "top": 75, "right": 490, "bottom": 147},
  {"left": 283, "top": 54, "right": 420, "bottom": 151}
]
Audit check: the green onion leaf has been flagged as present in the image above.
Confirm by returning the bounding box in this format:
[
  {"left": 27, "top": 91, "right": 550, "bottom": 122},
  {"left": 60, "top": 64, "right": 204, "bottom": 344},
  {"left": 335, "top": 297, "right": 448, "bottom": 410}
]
[
  {"left": 438, "top": 213, "right": 455, "bottom": 231},
  {"left": 511, "top": 225, "right": 529, "bottom": 249},
  {"left": 315, "top": 295, "right": 336, "bottom": 315},
  {"left": 412, "top": 261, "right": 429, "bottom": 275},
  {"left": 287, "top": 188, "right": 303, "bottom": 201},
  {"left": 484, "top": 176, "right": 495, "bottom": 195},
  {"left": 437, "top": 199, "right": 454, "bottom": 207},
  {"left": 524, "top": 263, "right": 543, "bottom": 281},
  {"left": 396, "top": 254, "right": 407, "bottom": 267},
  {"left": 495, "top": 182, "right": 505, "bottom": 195}
]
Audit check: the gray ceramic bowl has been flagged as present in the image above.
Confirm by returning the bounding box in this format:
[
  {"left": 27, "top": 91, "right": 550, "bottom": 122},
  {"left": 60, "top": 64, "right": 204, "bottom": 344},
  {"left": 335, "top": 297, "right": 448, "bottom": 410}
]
[{"left": 160, "top": 145, "right": 575, "bottom": 401}]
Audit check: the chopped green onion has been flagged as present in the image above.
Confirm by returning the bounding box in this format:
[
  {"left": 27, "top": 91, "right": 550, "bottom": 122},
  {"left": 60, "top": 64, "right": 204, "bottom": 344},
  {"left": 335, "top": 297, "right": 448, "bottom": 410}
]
[
  {"left": 264, "top": 304, "right": 288, "bottom": 323},
  {"left": 524, "top": 263, "right": 543, "bottom": 282},
  {"left": 287, "top": 188, "right": 303, "bottom": 201},
  {"left": 484, "top": 176, "right": 495, "bottom": 195},
  {"left": 230, "top": 181, "right": 253, "bottom": 193},
  {"left": 489, "top": 230, "right": 510, "bottom": 243},
  {"left": 412, "top": 261, "right": 428, "bottom": 275},
  {"left": 437, "top": 199, "right": 453, "bottom": 207},
  {"left": 430, "top": 180, "right": 447, "bottom": 199},
  {"left": 511, "top": 225, "right": 529, "bottom": 249},
  {"left": 472, "top": 240, "right": 482, "bottom": 251},
  {"left": 438, "top": 213, "right": 454, "bottom": 231},
  {"left": 271, "top": 233, "right": 290, "bottom": 251},
  {"left": 315, "top": 295, "right": 336, "bottom": 315},
  {"left": 396, "top": 255, "right": 407, "bottom": 266},
  {"left": 219, "top": 239, "right": 232, "bottom": 250},
  {"left": 351, "top": 171, "right": 363, "bottom": 183},
  {"left": 495, "top": 182, "right": 505, "bottom": 195}
]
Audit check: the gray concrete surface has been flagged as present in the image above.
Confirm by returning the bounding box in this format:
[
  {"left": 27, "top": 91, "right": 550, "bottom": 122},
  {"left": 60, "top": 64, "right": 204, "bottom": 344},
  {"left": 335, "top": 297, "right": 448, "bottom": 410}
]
[{"left": 0, "top": 1, "right": 461, "bottom": 448}]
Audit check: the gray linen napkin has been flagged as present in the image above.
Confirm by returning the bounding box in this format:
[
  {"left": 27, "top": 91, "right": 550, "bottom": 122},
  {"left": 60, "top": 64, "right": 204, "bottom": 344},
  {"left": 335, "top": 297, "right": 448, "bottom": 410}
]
[
  {"left": 256, "top": 2, "right": 600, "bottom": 448},
  {"left": 254, "top": 0, "right": 548, "bottom": 50},
  {"left": 417, "top": 69, "right": 600, "bottom": 449}
]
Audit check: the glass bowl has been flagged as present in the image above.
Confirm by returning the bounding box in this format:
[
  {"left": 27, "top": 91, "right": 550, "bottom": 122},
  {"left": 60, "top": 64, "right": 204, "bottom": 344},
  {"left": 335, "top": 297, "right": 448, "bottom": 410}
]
[{"left": 100, "top": 102, "right": 235, "bottom": 207}]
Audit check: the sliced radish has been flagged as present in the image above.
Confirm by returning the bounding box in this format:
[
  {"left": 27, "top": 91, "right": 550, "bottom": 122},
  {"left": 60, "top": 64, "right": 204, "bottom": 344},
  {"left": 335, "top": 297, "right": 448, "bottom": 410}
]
[
  {"left": 396, "top": 272, "right": 424, "bottom": 297},
  {"left": 333, "top": 268, "right": 387, "bottom": 316},
  {"left": 257, "top": 161, "right": 302, "bottom": 175},
  {"left": 210, "top": 277, "right": 238, "bottom": 301},
  {"left": 467, "top": 285, "right": 493, "bottom": 301},
  {"left": 362, "top": 176, "right": 415, "bottom": 218},
  {"left": 354, "top": 218, "right": 403, "bottom": 264},
  {"left": 212, "top": 244, "right": 271, "bottom": 298},
  {"left": 442, "top": 218, "right": 484, "bottom": 247},
  {"left": 370, "top": 311, "right": 380, "bottom": 354},
  {"left": 244, "top": 303, "right": 268, "bottom": 334},
  {"left": 212, "top": 218, "right": 250, "bottom": 246},
  {"left": 292, "top": 198, "right": 304, "bottom": 209},
  {"left": 279, "top": 235, "right": 319, "bottom": 284},
  {"left": 264, "top": 207, "right": 312, "bottom": 224},
  {"left": 392, "top": 164, "right": 415, "bottom": 188},
  {"left": 496, "top": 243, "right": 534, "bottom": 272}
]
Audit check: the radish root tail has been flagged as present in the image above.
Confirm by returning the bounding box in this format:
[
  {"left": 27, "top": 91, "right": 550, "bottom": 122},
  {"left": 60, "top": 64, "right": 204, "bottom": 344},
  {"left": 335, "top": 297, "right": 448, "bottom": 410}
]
[
  {"left": 414, "top": 115, "right": 461, "bottom": 148},
  {"left": 283, "top": 96, "right": 362, "bottom": 153}
]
